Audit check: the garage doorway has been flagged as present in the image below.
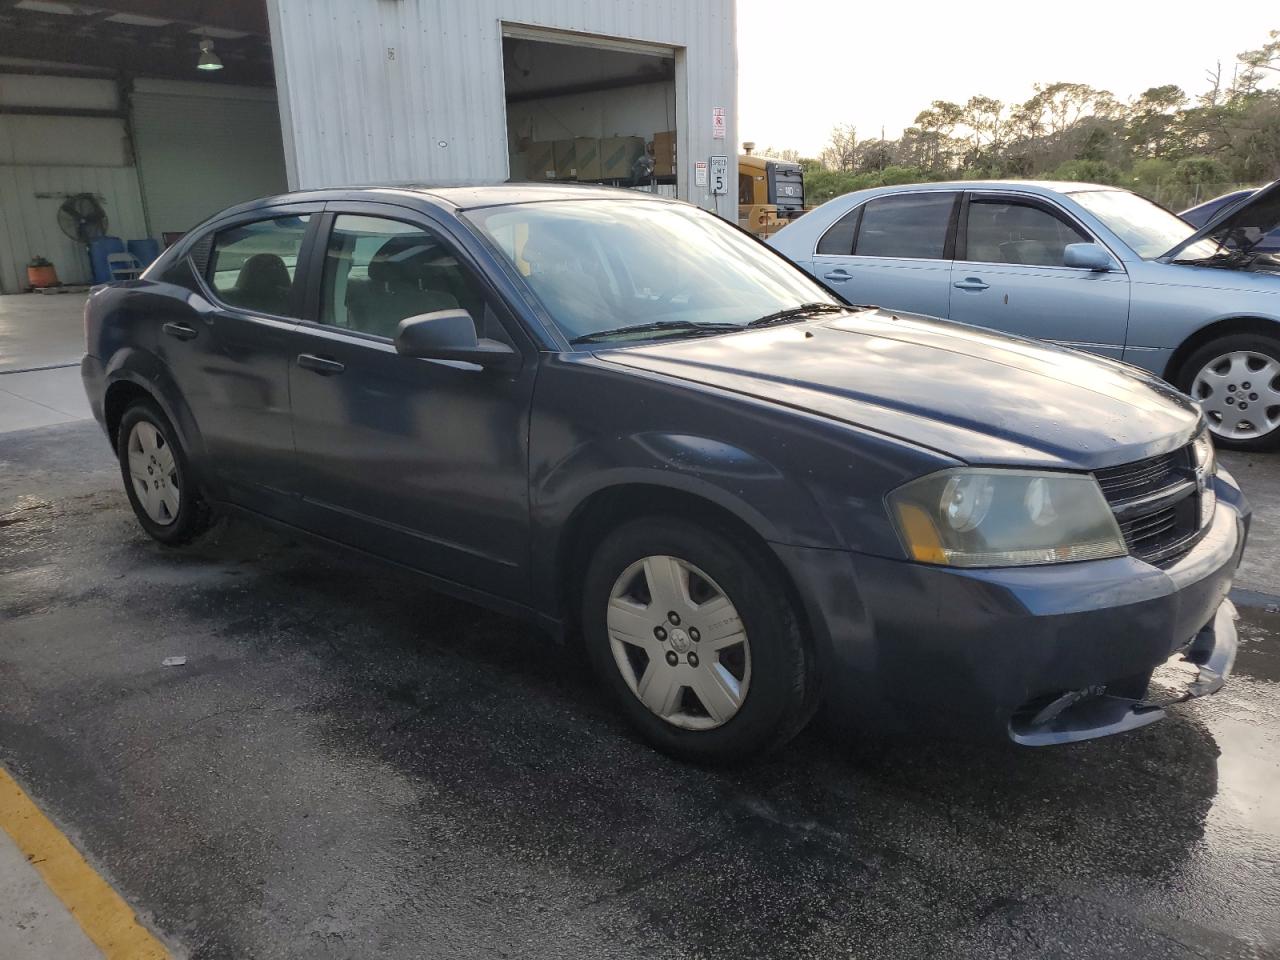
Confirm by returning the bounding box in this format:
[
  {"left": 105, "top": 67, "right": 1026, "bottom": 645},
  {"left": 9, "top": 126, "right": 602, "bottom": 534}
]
[
  {"left": 501, "top": 26, "right": 681, "bottom": 199},
  {"left": 0, "top": 0, "right": 286, "bottom": 292}
]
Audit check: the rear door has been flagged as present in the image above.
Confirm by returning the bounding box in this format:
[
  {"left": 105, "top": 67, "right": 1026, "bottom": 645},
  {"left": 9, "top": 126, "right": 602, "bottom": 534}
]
[
  {"left": 810, "top": 191, "right": 959, "bottom": 318},
  {"left": 159, "top": 205, "right": 321, "bottom": 517},
  {"left": 948, "top": 192, "right": 1131, "bottom": 358}
]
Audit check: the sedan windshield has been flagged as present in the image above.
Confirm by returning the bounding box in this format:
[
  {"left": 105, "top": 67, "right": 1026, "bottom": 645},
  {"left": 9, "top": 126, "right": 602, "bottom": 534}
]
[
  {"left": 464, "top": 199, "right": 841, "bottom": 344},
  {"left": 1072, "top": 189, "right": 1219, "bottom": 260}
]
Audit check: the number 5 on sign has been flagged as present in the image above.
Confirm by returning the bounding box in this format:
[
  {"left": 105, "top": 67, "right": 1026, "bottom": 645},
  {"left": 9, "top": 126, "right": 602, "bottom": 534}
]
[{"left": 709, "top": 156, "right": 728, "bottom": 195}]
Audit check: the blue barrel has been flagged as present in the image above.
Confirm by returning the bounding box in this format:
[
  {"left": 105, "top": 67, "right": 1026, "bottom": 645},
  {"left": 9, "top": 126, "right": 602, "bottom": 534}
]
[
  {"left": 88, "top": 236, "right": 126, "bottom": 284},
  {"left": 128, "top": 238, "right": 161, "bottom": 268}
]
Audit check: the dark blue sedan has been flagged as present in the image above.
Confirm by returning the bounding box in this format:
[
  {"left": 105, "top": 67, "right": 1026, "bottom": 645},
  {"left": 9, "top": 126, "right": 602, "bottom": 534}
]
[
  {"left": 1182, "top": 189, "right": 1280, "bottom": 254},
  {"left": 81, "top": 184, "right": 1248, "bottom": 760}
]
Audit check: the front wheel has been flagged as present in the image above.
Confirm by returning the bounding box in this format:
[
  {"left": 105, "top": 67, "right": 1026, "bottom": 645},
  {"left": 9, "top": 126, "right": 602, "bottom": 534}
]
[
  {"left": 1179, "top": 332, "right": 1280, "bottom": 451},
  {"left": 581, "top": 517, "right": 816, "bottom": 762}
]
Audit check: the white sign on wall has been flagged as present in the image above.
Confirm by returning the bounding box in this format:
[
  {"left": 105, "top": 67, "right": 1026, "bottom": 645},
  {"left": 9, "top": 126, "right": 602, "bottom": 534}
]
[
  {"left": 712, "top": 107, "right": 726, "bottom": 140},
  {"left": 709, "top": 155, "right": 728, "bottom": 195},
  {"left": 694, "top": 161, "right": 708, "bottom": 187}
]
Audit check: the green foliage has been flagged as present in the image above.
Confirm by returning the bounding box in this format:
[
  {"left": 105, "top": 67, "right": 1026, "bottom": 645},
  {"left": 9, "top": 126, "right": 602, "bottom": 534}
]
[{"left": 788, "top": 27, "right": 1280, "bottom": 208}]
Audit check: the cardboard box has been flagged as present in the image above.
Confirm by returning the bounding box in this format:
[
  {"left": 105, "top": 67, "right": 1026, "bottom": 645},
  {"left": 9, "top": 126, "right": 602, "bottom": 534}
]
[
  {"left": 553, "top": 139, "right": 577, "bottom": 179},
  {"left": 601, "top": 136, "right": 645, "bottom": 180},
  {"left": 524, "top": 141, "right": 557, "bottom": 180},
  {"left": 652, "top": 130, "right": 676, "bottom": 177},
  {"left": 573, "top": 137, "right": 602, "bottom": 180}
]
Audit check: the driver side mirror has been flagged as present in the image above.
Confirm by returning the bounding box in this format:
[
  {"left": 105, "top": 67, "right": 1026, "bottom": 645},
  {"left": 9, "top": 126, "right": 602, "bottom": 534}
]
[
  {"left": 1063, "top": 242, "right": 1113, "bottom": 272},
  {"left": 394, "top": 309, "right": 519, "bottom": 371}
]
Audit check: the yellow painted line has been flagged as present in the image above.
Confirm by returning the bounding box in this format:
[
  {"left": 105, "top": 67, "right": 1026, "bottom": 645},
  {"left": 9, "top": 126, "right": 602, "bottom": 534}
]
[{"left": 0, "top": 765, "right": 170, "bottom": 960}]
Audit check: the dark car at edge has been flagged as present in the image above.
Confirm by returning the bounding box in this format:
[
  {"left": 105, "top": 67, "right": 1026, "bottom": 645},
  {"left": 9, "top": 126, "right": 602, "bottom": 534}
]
[{"left": 81, "top": 184, "right": 1249, "bottom": 761}]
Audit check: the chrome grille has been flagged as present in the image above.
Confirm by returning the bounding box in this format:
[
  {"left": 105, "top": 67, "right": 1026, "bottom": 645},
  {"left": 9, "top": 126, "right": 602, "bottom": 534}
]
[{"left": 1095, "top": 445, "right": 1203, "bottom": 567}]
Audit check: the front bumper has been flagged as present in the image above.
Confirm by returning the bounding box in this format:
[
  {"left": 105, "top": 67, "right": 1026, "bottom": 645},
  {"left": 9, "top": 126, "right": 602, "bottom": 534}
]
[{"left": 775, "top": 471, "right": 1250, "bottom": 744}]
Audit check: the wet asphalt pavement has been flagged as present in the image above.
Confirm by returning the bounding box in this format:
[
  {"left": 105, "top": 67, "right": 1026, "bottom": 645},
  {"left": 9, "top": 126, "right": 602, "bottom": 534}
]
[{"left": 2, "top": 420, "right": 1279, "bottom": 959}]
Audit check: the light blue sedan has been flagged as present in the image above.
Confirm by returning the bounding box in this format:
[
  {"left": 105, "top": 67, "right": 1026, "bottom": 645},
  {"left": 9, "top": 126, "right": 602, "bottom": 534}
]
[{"left": 769, "top": 179, "right": 1280, "bottom": 450}]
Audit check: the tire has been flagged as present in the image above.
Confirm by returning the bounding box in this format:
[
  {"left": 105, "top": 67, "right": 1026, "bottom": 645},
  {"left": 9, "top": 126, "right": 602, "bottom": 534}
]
[
  {"left": 116, "top": 399, "right": 212, "bottom": 545},
  {"left": 1177, "top": 332, "right": 1280, "bottom": 452},
  {"left": 581, "top": 517, "right": 817, "bottom": 763}
]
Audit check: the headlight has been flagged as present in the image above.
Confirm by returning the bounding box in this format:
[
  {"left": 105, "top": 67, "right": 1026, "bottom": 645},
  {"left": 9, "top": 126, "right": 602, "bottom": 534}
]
[
  {"left": 1193, "top": 427, "right": 1217, "bottom": 527},
  {"left": 889, "top": 469, "right": 1127, "bottom": 567},
  {"left": 1193, "top": 427, "right": 1216, "bottom": 477}
]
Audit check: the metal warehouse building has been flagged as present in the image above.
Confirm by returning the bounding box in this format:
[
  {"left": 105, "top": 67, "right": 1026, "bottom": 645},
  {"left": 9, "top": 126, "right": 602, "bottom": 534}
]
[{"left": 0, "top": 0, "right": 737, "bottom": 294}]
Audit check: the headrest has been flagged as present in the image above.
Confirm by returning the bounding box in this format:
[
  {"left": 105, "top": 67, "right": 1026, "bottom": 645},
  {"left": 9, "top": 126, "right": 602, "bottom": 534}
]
[
  {"left": 368, "top": 235, "right": 433, "bottom": 285},
  {"left": 236, "top": 253, "right": 290, "bottom": 294}
]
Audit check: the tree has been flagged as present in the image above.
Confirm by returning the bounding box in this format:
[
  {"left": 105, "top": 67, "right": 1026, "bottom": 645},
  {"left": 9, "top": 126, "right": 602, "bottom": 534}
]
[{"left": 819, "top": 124, "right": 858, "bottom": 171}]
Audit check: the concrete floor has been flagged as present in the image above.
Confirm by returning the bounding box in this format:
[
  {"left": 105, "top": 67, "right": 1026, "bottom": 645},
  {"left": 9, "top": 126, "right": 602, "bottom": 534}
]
[
  {"left": 0, "top": 294, "right": 92, "bottom": 432},
  {"left": 1, "top": 421, "right": 1278, "bottom": 960},
  {"left": 1, "top": 291, "right": 1279, "bottom": 958}
]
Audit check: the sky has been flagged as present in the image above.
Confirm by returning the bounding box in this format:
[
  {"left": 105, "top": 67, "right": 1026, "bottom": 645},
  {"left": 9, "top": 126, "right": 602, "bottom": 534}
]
[{"left": 737, "top": 1, "right": 1278, "bottom": 156}]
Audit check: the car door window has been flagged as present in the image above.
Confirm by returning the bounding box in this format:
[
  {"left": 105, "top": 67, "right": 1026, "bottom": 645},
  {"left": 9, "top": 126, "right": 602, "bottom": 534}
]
[
  {"left": 853, "top": 193, "right": 956, "bottom": 259},
  {"left": 816, "top": 207, "right": 861, "bottom": 256},
  {"left": 207, "top": 216, "right": 310, "bottom": 317},
  {"left": 319, "top": 214, "right": 497, "bottom": 341},
  {"left": 964, "top": 200, "right": 1089, "bottom": 267}
]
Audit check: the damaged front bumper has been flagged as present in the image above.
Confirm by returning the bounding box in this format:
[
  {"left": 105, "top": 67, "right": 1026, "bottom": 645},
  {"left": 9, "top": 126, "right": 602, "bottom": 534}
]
[{"left": 1008, "top": 598, "right": 1239, "bottom": 746}]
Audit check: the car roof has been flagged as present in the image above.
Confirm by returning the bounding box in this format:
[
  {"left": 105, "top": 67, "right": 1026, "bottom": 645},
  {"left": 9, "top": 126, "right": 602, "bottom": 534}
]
[
  {"left": 849, "top": 179, "right": 1120, "bottom": 198},
  {"left": 214, "top": 181, "right": 674, "bottom": 220}
]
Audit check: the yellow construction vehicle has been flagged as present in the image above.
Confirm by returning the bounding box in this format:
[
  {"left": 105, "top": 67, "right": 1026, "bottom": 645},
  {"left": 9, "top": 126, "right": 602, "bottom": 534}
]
[{"left": 737, "top": 147, "right": 805, "bottom": 236}]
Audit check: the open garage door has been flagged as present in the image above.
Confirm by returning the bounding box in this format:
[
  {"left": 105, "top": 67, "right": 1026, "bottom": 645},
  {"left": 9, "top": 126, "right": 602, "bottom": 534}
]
[
  {"left": 502, "top": 26, "right": 680, "bottom": 199},
  {"left": 130, "top": 79, "right": 287, "bottom": 240}
]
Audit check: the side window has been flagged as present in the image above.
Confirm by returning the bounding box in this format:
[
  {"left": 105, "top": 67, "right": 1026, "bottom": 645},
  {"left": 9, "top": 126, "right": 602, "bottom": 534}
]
[
  {"left": 853, "top": 193, "right": 957, "bottom": 260},
  {"left": 207, "top": 216, "right": 310, "bottom": 317},
  {"left": 816, "top": 207, "right": 861, "bottom": 256},
  {"left": 319, "top": 215, "right": 495, "bottom": 341},
  {"left": 965, "top": 200, "right": 1089, "bottom": 266}
]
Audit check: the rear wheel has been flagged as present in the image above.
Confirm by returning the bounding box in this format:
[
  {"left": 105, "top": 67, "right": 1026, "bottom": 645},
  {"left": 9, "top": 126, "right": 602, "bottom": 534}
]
[
  {"left": 116, "top": 399, "right": 212, "bottom": 544},
  {"left": 1179, "top": 332, "right": 1280, "bottom": 451},
  {"left": 581, "top": 517, "right": 816, "bottom": 762}
]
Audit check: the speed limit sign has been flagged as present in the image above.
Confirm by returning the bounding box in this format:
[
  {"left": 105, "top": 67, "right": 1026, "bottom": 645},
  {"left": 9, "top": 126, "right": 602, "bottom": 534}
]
[{"left": 709, "top": 155, "right": 728, "bottom": 195}]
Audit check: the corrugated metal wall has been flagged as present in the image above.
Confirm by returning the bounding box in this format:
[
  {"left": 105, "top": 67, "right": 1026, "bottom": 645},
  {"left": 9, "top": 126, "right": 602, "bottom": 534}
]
[
  {"left": 266, "top": 0, "right": 737, "bottom": 217},
  {"left": 0, "top": 165, "right": 146, "bottom": 292},
  {"left": 130, "top": 79, "right": 289, "bottom": 238},
  {"left": 0, "top": 74, "right": 146, "bottom": 291}
]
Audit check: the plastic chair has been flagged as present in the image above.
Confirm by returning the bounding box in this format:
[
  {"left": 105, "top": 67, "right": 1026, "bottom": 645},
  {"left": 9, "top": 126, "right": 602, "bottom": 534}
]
[{"left": 107, "top": 252, "right": 143, "bottom": 282}]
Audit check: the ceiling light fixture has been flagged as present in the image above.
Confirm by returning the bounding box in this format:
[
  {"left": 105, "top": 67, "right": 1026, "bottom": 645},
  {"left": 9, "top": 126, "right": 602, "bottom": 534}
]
[{"left": 196, "top": 37, "right": 223, "bottom": 71}]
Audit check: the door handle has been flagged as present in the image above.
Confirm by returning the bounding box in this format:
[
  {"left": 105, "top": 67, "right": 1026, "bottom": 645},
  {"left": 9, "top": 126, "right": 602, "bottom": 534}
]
[
  {"left": 823, "top": 269, "right": 853, "bottom": 282},
  {"left": 162, "top": 321, "right": 198, "bottom": 341},
  {"left": 297, "top": 353, "right": 345, "bottom": 375},
  {"left": 953, "top": 277, "right": 990, "bottom": 291}
]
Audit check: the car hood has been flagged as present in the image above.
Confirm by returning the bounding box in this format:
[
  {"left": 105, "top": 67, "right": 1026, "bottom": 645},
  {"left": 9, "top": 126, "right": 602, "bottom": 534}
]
[
  {"left": 1163, "top": 177, "right": 1280, "bottom": 261},
  {"left": 595, "top": 309, "right": 1201, "bottom": 470}
]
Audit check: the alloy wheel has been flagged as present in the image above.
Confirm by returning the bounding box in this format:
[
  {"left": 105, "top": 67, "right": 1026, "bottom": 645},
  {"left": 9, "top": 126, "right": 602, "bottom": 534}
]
[
  {"left": 1191, "top": 350, "right": 1280, "bottom": 441},
  {"left": 126, "top": 420, "right": 180, "bottom": 525},
  {"left": 606, "top": 555, "right": 751, "bottom": 731}
]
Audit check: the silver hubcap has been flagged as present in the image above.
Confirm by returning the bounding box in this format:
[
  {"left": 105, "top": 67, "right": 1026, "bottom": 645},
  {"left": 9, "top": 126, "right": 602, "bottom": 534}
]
[
  {"left": 1192, "top": 350, "right": 1280, "bottom": 440},
  {"left": 606, "top": 555, "right": 750, "bottom": 731},
  {"left": 127, "top": 420, "right": 180, "bottom": 525}
]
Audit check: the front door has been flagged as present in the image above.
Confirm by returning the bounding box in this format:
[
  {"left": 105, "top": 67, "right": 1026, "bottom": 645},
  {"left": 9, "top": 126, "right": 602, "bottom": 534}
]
[
  {"left": 287, "top": 208, "right": 537, "bottom": 601},
  {"left": 810, "top": 191, "right": 959, "bottom": 319},
  {"left": 948, "top": 194, "right": 1131, "bottom": 359}
]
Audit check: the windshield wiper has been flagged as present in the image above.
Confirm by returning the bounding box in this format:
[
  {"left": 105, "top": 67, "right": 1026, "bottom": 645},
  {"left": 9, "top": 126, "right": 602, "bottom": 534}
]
[
  {"left": 747, "top": 302, "right": 846, "bottom": 328},
  {"left": 1172, "top": 248, "right": 1257, "bottom": 269},
  {"left": 569, "top": 320, "right": 741, "bottom": 345}
]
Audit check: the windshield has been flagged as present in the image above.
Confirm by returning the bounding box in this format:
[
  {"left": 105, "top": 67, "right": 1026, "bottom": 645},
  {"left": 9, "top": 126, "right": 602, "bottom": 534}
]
[
  {"left": 1072, "top": 189, "right": 1218, "bottom": 260},
  {"left": 464, "top": 199, "right": 840, "bottom": 344}
]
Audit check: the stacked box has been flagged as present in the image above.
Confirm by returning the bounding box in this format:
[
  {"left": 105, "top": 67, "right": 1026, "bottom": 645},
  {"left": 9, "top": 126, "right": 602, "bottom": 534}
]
[
  {"left": 573, "top": 137, "right": 602, "bottom": 180},
  {"left": 652, "top": 130, "right": 676, "bottom": 177},
  {"left": 601, "top": 136, "right": 645, "bottom": 179},
  {"left": 524, "top": 141, "right": 557, "bottom": 180},
  {"left": 553, "top": 140, "right": 576, "bottom": 179}
]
